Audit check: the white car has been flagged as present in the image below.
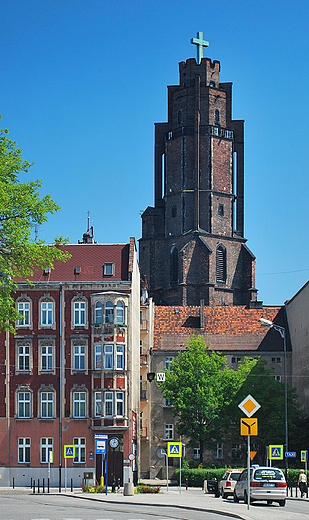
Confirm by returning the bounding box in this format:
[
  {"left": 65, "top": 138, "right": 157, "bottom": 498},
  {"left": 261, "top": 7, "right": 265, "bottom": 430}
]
[
  {"left": 219, "top": 469, "right": 243, "bottom": 499},
  {"left": 234, "top": 466, "right": 287, "bottom": 506}
]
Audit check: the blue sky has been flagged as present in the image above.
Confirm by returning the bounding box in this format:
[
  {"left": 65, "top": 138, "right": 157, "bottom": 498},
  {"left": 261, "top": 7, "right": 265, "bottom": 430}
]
[{"left": 2, "top": 0, "right": 309, "bottom": 306}]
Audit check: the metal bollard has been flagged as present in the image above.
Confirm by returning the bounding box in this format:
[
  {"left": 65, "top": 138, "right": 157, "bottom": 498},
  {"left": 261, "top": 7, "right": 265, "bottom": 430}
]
[
  {"left": 30, "top": 477, "right": 32, "bottom": 489},
  {"left": 43, "top": 478, "right": 45, "bottom": 493},
  {"left": 38, "top": 479, "right": 40, "bottom": 493},
  {"left": 33, "top": 480, "right": 35, "bottom": 494},
  {"left": 12, "top": 477, "right": 15, "bottom": 489},
  {"left": 48, "top": 478, "right": 50, "bottom": 493},
  {"left": 71, "top": 478, "right": 73, "bottom": 492}
]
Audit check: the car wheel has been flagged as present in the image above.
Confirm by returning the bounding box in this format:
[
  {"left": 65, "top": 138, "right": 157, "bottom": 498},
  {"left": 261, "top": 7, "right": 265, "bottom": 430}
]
[
  {"left": 222, "top": 491, "right": 228, "bottom": 499},
  {"left": 279, "top": 500, "right": 286, "bottom": 507},
  {"left": 233, "top": 491, "right": 239, "bottom": 503}
]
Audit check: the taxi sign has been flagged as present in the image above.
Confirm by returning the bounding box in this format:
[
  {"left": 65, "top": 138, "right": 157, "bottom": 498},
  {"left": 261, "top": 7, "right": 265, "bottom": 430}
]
[
  {"left": 64, "top": 445, "right": 75, "bottom": 458},
  {"left": 238, "top": 394, "right": 261, "bottom": 418},
  {"left": 167, "top": 442, "right": 182, "bottom": 457},
  {"left": 269, "top": 445, "right": 283, "bottom": 460},
  {"left": 240, "top": 418, "right": 258, "bottom": 436},
  {"left": 301, "top": 450, "right": 308, "bottom": 462}
]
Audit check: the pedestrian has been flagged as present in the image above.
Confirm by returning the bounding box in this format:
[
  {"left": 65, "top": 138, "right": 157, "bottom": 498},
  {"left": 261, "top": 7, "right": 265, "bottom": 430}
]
[{"left": 297, "top": 469, "right": 308, "bottom": 498}]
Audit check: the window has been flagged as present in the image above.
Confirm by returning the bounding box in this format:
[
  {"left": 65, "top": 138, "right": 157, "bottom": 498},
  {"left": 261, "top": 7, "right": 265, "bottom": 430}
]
[
  {"left": 74, "top": 301, "right": 86, "bottom": 326},
  {"left": 165, "top": 357, "right": 174, "bottom": 371},
  {"left": 116, "top": 392, "right": 124, "bottom": 416},
  {"left": 41, "top": 344, "right": 53, "bottom": 371},
  {"left": 17, "top": 301, "right": 30, "bottom": 326},
  {"left": 116, "top": 301, "right": 124, "bottom": 324},
  {"left": 231, "top": 357, "right": 236, "bottom": 363},
  {"left": 116, "top": 345, "right": 124, "bottom": 369},
  {"left": 18, "top": 437, "right": 30, "bottom": 463},
  {"left": 73, "top": 437, "right": 86, "bottom": 463},
  {"left": 94, "top": 301, "right": 102, "bottom": 324},
  {"left": 272, "top": 357, "right": 276, "bottom": 363},
  {"left": 94, "top": 392, "right": 102, "bottom": 417},
  {"left": 164, "top": 396, "right": 173, "bottom": 407},
  {"left": 18, "top": 391, "right": 31, "bottom": 418},
  {"left": 170, "top": 247, "right": 178, "bottom": 284},
  {"left": 41, "top": 301, "right": 53, "bottom": 326},
  {"left": 41, "top": 391, "right": 54, "bottom": 418},
  {"left": 193, "top": 447, "right": 200, "bottom": 460},
  {"left": 216, "top": 245, "right": 227, "bottom": 283},
  {"left": 74, "top": 344, "right": 85, "bottom": 371},
  {"left": 209, "top": 80, "right": 215, "bottom": 87},
  {"left": 18, "top": 345, "right": 30, "bottom": 371},
  {"left": 103, "top": 263, "right": 114, "bottom": 276},
  {"left": 105, "top": 392, "right": 113, "bottom": 417},
  {"left": 104, "top": 301, "right": 114, "bottom": 323},
  {"left": 218, "top": 204, "right": 224, "bottom": 216},
  {"left": 164, "top": 424, "right": 174, "bottom": 440},
  {"left": 104, "top": 345, "right": 113, "bottom": 369},
  {"left": 73, "top": 391, "right": 86, "bottom": 418},
  {"left": 214, "top": 443, "right": 223, "bottom": 459},
  {"left": 277, "top": 357, "right": 281, "bottom": 363},
  {"left": 94, "top": 344, "right": 102, "bottom": 369},
  {"left": 41, "top": 437, "right": 53, "bottom": 463},
  {"left": 215, "top": 109, "right": 220, "bottom": 123},
  {"left": 274, "top": 375, "right": 282, "bottom": 382}
]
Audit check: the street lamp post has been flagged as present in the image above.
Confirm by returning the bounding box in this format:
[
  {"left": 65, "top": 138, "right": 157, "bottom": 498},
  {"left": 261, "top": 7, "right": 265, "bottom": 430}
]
[{"left": 259, "top": 318, "right": 288, "bottom": 482}]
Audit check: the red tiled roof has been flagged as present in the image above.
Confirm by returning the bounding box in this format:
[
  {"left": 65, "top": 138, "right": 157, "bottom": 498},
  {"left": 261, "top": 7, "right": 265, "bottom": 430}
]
[
  {"left": 20, "top": 243, "right": 131, "bottom": 283},
  {"left": 154, "top": 305, "right": 287, "bottom": 353}
]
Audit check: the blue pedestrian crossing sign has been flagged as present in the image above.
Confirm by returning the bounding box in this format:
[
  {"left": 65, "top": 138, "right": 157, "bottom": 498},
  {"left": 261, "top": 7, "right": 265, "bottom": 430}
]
[
  {"left": 269, "top": 445, "right": 283, "bottom": 460},
  {"left": 64, "top": 445, "right": 75, "bottom": 458},
  {"left": 167, "top": 442, "right": 182, "bottom": 457}
]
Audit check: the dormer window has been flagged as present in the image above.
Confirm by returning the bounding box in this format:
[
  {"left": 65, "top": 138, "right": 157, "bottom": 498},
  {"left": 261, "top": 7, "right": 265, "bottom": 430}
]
[{"left": 103, "top": 263, "right": 114, "bottom": 276}]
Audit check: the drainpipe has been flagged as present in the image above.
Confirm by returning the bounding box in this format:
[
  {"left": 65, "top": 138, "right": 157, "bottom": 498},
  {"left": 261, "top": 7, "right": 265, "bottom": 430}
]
[{"left": 59, "top": 283, "right": 64, "bottom": 490}]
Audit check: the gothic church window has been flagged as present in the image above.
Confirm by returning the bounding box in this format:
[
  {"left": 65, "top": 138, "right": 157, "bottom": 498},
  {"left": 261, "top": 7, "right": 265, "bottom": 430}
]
[
  {"left": 216, "top": 245, "right": 227, "bottom": 283},
  {"left": 170, "top": 247, "right": 178, "bottom": 284}
]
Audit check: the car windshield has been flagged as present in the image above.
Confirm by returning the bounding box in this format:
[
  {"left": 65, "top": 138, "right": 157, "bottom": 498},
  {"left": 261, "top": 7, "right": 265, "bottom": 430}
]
[
  {"left": 230, "top": 472, "right": 241, "bottom": 481},
  {"left": 254, "top": 469, "right": 284, "bottom": 481}
]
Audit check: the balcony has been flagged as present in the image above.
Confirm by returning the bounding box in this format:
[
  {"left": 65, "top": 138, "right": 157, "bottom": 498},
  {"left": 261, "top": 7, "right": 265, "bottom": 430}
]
[{"left": 140, "top": 319, "right": 148, "bottom": 332}]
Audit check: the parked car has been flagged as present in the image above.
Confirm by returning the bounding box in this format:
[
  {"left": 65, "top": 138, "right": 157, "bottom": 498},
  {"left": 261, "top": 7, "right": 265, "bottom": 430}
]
[
  {"left": 234, "top": 466, "right": 287, "bottom": 506},
  {"left": 219, "top": 469, "right": 243, "bottom": 499}
]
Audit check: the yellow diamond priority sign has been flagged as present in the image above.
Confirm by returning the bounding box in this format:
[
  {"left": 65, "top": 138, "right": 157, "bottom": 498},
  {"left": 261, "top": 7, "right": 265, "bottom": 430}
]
[{"left": 238, "top": 394, "right": 261, "bottom": 418}]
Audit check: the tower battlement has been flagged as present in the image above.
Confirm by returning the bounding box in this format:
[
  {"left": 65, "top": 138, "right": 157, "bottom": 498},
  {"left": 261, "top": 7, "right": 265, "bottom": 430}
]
[{"left": 179, "top": 58, "right": 221, "bottom": 88}]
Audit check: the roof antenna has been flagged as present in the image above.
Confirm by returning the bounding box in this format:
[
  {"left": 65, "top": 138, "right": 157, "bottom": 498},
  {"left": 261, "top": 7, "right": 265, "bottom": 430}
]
[
  {"left": 78, "top": 211, "right": 96, "bottom": 244},
  {"left": 87, "top": 210, "right": 90, "bottom": 232}
]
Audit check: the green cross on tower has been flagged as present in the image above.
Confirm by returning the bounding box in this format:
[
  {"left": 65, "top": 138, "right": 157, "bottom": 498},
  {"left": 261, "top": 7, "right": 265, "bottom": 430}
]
[{"left": 190, "top": 31, "right": 209, "bottom": 64}]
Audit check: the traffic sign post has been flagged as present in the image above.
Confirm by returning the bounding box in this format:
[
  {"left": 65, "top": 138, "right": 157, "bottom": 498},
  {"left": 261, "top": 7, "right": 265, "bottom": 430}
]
[
  {"left": 95, "top": 435, "right": 108, "bottom": 494},
  {"left": 269, "top": 445, "right": 283, "bottom": 466},
  {"left": 301, "top": 450, "right": 308, "bottom": 478},
  {"left": 64, "top": 445, "right": 75, "bottom": 492},
  {"left": 167, "top": 443, "right": 182, "bottom": 494},
  {"left": 238, "top": 395, "right": 261, "bottom": 511}
]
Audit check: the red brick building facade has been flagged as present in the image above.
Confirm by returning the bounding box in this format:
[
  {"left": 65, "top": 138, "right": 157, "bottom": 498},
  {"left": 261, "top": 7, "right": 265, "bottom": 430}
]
[
  {"left": 139, "top": 56, "right": 258, "bottom": 307},
  {"left": 0, "top": 236, "right": 140, "bottom": 487}
]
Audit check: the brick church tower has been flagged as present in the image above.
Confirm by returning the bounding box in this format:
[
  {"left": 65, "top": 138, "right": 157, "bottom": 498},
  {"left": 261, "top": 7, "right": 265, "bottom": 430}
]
[{"left": 139, "top": 35, "right": 258, "bottom": 307}]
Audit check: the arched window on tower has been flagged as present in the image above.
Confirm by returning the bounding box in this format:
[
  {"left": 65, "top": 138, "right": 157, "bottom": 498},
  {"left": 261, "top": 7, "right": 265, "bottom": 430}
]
[
  {"left": 215, "top": 109, "right": 220, "bottom": 124},
  {"left": 216, "top": 245, "right": 227, "bottom": 283},
  {"left": 170, "top": 247, "right": 179, "bottom": 284}
]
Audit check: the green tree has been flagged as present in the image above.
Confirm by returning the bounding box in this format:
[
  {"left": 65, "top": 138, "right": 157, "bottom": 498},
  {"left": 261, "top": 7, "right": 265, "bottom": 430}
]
[
  {"left": 222, "top": 359, "right": 308, "bottom": 466},
  {"left": 158, "top": 336, "right": 257, "bottom": 462},
  {"left": 0, "top": 121, "right": 70, "bottom": 330}
]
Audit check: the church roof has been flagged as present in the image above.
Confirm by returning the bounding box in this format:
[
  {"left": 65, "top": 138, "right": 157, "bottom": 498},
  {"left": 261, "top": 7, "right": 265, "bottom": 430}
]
[{"left": 153, "top": 305, "right": 289, "bottom": 353}]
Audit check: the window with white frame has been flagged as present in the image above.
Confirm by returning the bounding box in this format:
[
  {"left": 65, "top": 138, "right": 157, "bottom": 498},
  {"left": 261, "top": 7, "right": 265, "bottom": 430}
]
[
  {"left": 73, "top": 437, "right": 86, "bottom": 463},
  {"left": 103, "top": 263, "right": 114, "bottom": 276},
  {"left": 94, "top": 301, "right": 102, "bottom": 324},
  {"left": 18, "top": 344, "right": 30, "bottom": 371},
  {"left": 116, "top": 392, "right": 124, "bottom": 416},
  {"left": 17, "top": 300, "right": 31, "bottom": 326},
  {"left": 74, "top": 300, "right": 86, "bottom": 326},
  {"left": 116, "top": 301, "right": 124, "bottom": 324},
  {"left": 164, "top": 424, "right": 174, "bottom": 440},
  {"left": 18, "top": 437, "right": 30, "bottom": 463},
  {"left": 41, "top": 300, "right": 53, "bottom": 326},
  {"left": 214, "top": 443, "right": 223, "bottom": 459},
  {"left": 165, "top": 357, "right": 174, "bottom": 371},
  {"left": 18, "top": 391, "right": 31, "bottom": 418},
  {"left": 104, "top": 392, "right": 113, "bottom": 417},
  {"left": 193, "top": 447, "right": 200, "bottom": 460},
  {"left": 104, "top": 344, "right": 113, "bottom": 369},
  {"left": 73, "top": 391, "right": 86, "bottom": 418},
  {"left": 94, "top": 344, "right": 102, "bottom": 369},
  {"left": 40, "top": 390, "right": 54, "bottom": 418},
  {"left": 94, "top": 391, "right": 102, "bottom": 417},
  {"left": 41, "top": 343, "right": 53, "bottom": 371},
  {"left": 116, "top": 345, "right": 124, "bottom": 369},
  {"left": 164, "top": 396, "right": 173, "bottom": 407},
  {"left": 104, "top": 301, "right": 114, "bottom": 323},
  {"left": 74, "top": 344, "right": 86, "bottom": 371},
  {"left": 40, "top": 437, "right": 53, "bottom": 463}
]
